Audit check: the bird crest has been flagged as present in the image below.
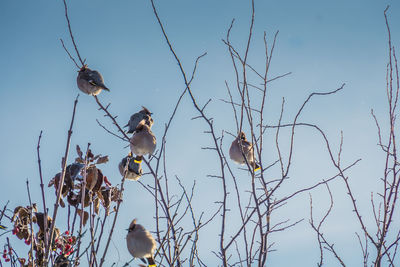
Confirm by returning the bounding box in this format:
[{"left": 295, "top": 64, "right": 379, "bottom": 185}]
[
  {"left": 141, "top": 106, "right": 152, "bottom": 115},
  {"left": 239, "top": 131, "right": 246, "bottom": 140},
  {"left": 128, "top": 218, "right": 137, "bottom": 232},
  {"left": 79, "top": 64, "right": 88, "bottom": 72}
]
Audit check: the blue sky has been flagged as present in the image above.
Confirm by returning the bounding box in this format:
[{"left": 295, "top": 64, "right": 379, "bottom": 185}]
[{"left": 1, "top": 0, "right": 400, "bottom": 266}]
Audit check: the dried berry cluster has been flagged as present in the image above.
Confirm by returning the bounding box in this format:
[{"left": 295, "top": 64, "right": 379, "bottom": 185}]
[
  {"left": 2, "top": 247, "right": 11, "bottom": 262},
  {"left": 54, "top": 231, "right": 76, "bottom": 257},
  {"left": 2, "top": 146, "right": 121, "bottom": 266}
]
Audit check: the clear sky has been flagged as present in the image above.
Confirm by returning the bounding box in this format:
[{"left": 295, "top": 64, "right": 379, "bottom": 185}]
[{"left": 1, "top": 0, "right": 400, "bottom": 266}]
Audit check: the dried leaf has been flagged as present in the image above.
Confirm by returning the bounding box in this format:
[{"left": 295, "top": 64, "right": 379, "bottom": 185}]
[
  {"left": 94, "top": 197, "right": 100, "bottom": 215},
  {"left": 16, "top": 228, "right": 29, "bottom": 240},
  {"left": 35, "top": 213, "right": 52, "bottom": 233},
  {"left": 110, "top": 187, "right": 122, "bottom": 202},
  {"left": 75, "top": 157, "right": 85, "bottom": 164},
  {"left": 77, "top": 210, "right": 89, "bottom": 226},
  {"left": 12, "top": 206, "right": 25, "bottom": 221},
  {"left": 96, "top": 190, "right": 104, "bottom": 203},
  {"left": 76, "top": 145, "right": 83, "bottom": 159},
  {"left": 51, "top": 173, "right": 71, "bottom": 196},
  {"left": 96, "top": 155, "right": 109, "bottom": 165},
  {"left": 100, "top": 187, "right": 111, "bottom": 215},
  {"left": 86, "top": 166, "right": 98, "bottom": 191},
  {"left": 87, "top": 149, "right": 94, "bottom": 159},
  {"left": 48, "top": 177, "right": 55, "bottom": 187},
  {"left": 92, "top": 168, "right": 104, "bottom": 192},
  {"left": 80, "top": 189, "right": 91, "bottom": 207},
  {"left": 18, "top": 258, "right": 26, "bottom": 265}
]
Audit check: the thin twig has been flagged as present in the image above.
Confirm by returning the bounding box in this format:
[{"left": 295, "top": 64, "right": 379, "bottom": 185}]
[{"left": 46, "top": 95, "right": 79, "bottom": 264}]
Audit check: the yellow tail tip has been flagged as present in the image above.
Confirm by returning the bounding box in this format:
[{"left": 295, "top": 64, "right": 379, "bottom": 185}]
[
  {"left": 134, "top": 159, "right": 142, "bottom": 163},
  {"left": 148, "top": 265, "right": 157, "bottom": 267},
  {"left": 254, "top": 166, "right": 261, "bottom": 172}
]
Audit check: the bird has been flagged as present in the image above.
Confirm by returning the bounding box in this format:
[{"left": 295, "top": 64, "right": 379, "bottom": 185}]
[
  {"left": 118, "top": 153, "right": 143, "bottom": 181},
  {"left": 76, "top": 65, "right": 110, "bottom": 96},
  {"left": 124, "top": 107, "right": 154, "bottom": 134},
  {"left": 229, "top": 132, "right": 260, "bottom": 171},
  {"left": 126, "top": 219, "right": 157, "bottom": 267},
  {"left": 130, "top": 122, "right": 156, "bottom": 157}
]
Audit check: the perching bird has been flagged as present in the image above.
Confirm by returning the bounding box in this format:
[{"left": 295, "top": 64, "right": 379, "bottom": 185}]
[
  {"left": 124, "top": 107, "right": 153, "bottom": 134},
  {"left": 118, "top": 153, "right": 143, "bottom": 181},
  {"left": 126, "top": 219, "right": 157, "bottom": 267},
  {"left": 229, "top": 132, "right": 260, "bottom": 171},
  {"left": 77, "top": 65, "right": 110, "bottom": 95},
  {"left": 130, "top": 123, "right": 156, "bottom": 157}
]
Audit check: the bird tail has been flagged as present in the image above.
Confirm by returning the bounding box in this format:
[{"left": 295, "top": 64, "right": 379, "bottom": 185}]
[
  {"left": 134, "top": 155, "right": 143, "bottom": 163},
  {"left": 102, "top": 86, "right": 110, "bottom": 92},
  {"left": 146, "top": 257, "right": 156, "bottom": 267},
  {"left": 253, "top": 162, "right": 261, "bottom": 172},
  {"left": 0, "top": 224, "right": 7, "bottom": 230}
]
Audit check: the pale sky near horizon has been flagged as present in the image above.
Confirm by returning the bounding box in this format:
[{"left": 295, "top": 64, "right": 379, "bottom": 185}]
[{"left": 1, "top": 0, "right": 400, "bottom": 266}]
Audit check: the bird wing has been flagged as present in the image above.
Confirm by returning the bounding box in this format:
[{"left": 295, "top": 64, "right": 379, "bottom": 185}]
[
  {"left": 127, "top": 113, "right": 146, "bottom": 133},
  {"left": 88, "top": 70, "right": 109, "bottom": 90},
  {"left": 128, "top": 158, "right": 142, "bottom": 174}
]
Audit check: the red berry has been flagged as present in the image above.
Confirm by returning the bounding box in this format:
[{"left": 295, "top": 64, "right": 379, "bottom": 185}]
[
  {"left": 55, "top": 239, "right": 58, "bottom": 243},
  {"left": 5, "top": 258, "right": 10, "bottom": 262},
  {"left": 65, "top": 244, "right": 71, "bottom": 250},
  {"left": 68, "top": 238, "right": 73, "bottom": 243},
  {"left": 3, "top": 254, "right": 7, "bottom": 259},
  {"left": 24, "top": 240, "right": 31, "bottom": 245},
  {"left": 64, "top": 231, "right": 70, "bottom": 235}
]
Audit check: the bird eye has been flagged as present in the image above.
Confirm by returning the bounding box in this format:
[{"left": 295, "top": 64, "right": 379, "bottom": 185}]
[{"left": 129, "top": 224, "right": 136, "bottom": 232}]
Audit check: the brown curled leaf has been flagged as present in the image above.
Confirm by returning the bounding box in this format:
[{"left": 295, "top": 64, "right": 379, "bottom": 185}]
[
  {"left": 35, "top": 212, "right": 52, "bottom": 233},
  {"left": 94, "top": 197, "right": 100, "bottom": 215},
  {"left": 86, "top": 165, "right": 98, "bottom": 191},
  {"left": 76, "top": 145, "right": 83, "bottom": 159},
  {"left": 77, "top": 210, "right": 89, "bottom": 226},
  {"left": 96, "top": 155, "right": 109, "bottom": 165},
  {"left": 92, "top": 168, "right": 104, "bottom": 192}
]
